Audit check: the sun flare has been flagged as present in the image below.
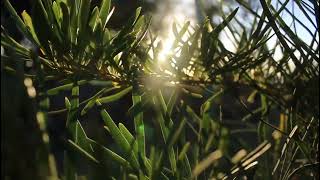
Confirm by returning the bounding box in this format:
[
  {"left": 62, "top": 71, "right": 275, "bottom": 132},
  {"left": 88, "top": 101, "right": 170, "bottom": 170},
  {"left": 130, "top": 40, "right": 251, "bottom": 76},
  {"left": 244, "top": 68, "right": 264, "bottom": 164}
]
[{"left": 157, "top": 39, "right": 173, "bottom": 63}]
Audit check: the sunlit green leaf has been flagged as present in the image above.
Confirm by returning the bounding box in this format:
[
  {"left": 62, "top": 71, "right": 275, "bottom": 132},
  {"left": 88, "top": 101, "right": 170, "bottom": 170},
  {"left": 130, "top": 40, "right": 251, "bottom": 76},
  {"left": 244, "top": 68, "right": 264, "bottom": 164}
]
[
  {"left": 97, "top": 100, "right": 140, "bottom": 169},
  {"left": 98, "top": 86, "right": 132, "bottom": 104}
]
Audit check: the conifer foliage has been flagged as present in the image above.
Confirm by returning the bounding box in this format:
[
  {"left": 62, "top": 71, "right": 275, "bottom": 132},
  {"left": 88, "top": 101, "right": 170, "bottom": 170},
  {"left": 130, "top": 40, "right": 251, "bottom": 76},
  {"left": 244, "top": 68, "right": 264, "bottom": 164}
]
[{"left": 1, "top": 0, "right": 319, "bottom": 179}]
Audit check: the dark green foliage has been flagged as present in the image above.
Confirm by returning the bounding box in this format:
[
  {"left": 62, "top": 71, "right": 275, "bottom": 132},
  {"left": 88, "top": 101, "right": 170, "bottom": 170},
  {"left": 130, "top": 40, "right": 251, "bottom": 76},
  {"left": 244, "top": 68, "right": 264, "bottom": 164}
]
[{"left": 1, "top": 0, "right": 319, "bottom": 179}]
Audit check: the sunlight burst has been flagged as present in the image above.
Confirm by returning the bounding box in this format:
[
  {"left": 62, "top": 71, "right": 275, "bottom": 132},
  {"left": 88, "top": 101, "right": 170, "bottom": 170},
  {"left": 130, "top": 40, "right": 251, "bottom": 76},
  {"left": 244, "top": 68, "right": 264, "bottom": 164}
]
[{"left": 157, "top": 38, "right": 173, "bottom": 63}]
